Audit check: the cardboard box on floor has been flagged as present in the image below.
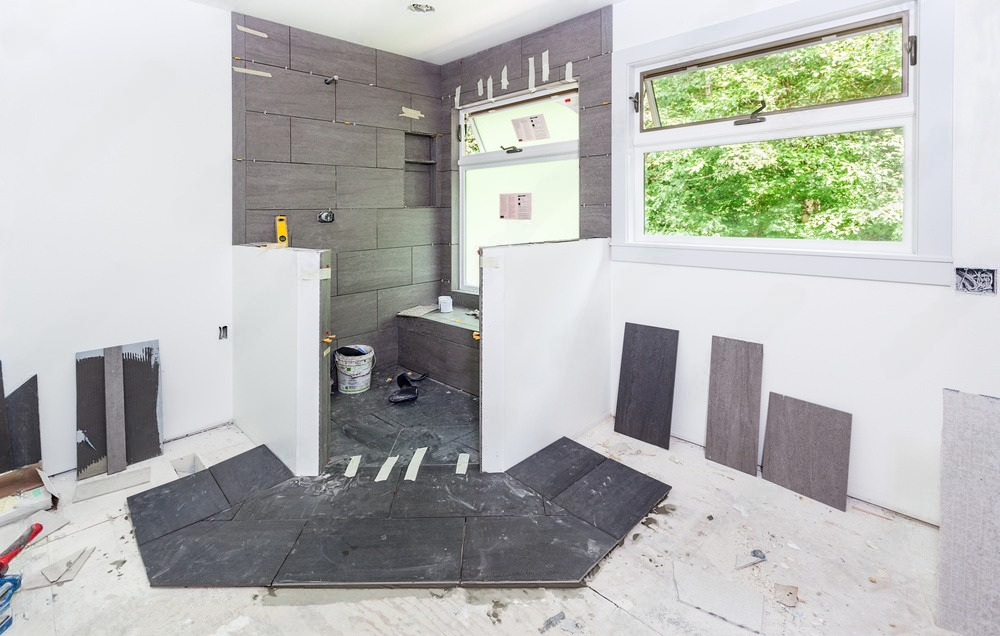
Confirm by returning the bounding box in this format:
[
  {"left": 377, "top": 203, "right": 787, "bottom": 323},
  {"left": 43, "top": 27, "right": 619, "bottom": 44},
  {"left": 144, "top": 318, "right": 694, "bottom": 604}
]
[{"left": 0, "top": 464, "right": 57, "bottom": 528}]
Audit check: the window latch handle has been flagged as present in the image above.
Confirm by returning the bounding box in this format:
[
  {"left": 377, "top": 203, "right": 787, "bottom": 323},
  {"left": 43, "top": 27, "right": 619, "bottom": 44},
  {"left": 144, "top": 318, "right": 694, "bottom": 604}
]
[
  {"left": 734, "top": 99, "right": 767, "bottom": 126},
  {"left": 500, "top": 145, "right": 522, "bottom": 154},
  {"left": 629, "top": 92, "right": 640, "bottom": 113},
  {"left": 906, "top": 35, "right": 917, "bottom": 66}
]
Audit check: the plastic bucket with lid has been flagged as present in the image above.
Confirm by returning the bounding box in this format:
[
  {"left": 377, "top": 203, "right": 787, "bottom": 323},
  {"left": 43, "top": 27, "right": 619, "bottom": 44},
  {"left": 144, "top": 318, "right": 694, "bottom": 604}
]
[{"left": 334, "top": 345, "right": 375, "bottom": 394}]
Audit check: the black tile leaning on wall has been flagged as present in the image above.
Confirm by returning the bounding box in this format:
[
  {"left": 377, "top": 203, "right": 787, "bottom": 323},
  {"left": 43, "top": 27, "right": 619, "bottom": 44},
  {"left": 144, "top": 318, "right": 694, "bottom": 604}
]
[
  {"left": 376, "top": 282, "right": 440, "bottom": 330},
  {"left": 291, "top": 119, "right": 376, "bottom": 167},
  {"left": 289, "top": 28, "right": 376, "bottom": 85},
  {"left": 337, "top": 167, "right": 404, "bottom": 209},
  {"left": 337, "top": 82, "right": 412, "bottom": 132},
  {"left": 245, "top": 63, "right": 337, "bottom": 121},
  {"left": 376, "top": 50, "right": 441, "bottom": 98},
  {"left": 246, "top": 162, "right": 336, "bottom": 210},
  {"left": 338, "top": 248, "right": 412, "bottom": 295},
  {"left": 246, "top": 209, "right": 376, "bottom": 252},
  {"left": 377, "top": 208, "right": 449, "bottom": 249},
  {"left": 246, "top": 112, "right": 290, "bottom": 162},
  {"left": 331, "top": 291, "right": 378, "bottom": 336},
  {"left": 243, "top": 16, "right": 290, "bottom": 68}
]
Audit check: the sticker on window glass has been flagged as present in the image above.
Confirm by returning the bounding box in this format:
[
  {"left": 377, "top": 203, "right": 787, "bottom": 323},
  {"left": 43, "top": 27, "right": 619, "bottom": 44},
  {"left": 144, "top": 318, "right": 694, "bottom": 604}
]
[
  {"left": 511, "top": 115, "right": 550, "bottom": 142},
  {"left": 500, "top": 193, "right": 532, "bottom": 220}
]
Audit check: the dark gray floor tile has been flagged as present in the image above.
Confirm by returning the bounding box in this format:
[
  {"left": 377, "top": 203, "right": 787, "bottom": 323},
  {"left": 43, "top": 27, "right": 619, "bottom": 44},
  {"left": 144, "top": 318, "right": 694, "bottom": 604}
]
[
  {"left": 553, "top": 459, "right": 672, "bottom": 540},
  {"left": 127, "top": 470, "right": 229, "bottom": 545},
  {"left": 506, "top": 437, "right": 607, "bottom": 499},
  {"left": 138, "top": 520, "right": 304, "bottom": 587},
  {"left": 762, "top": 393, "right": 852, "bottom": 511},
  {"left": 461, "top": 516, "right": 616, "bottom": 585},
  {"left": 205, "top": 504, "right": 242, "bottom": 521},
  {"left": 391, "top": 468, "right": 543, "bottom": 518},
  {"left": 705, "top": 336, "right": 764, "bottom": 476},
  {"left": 235, "top": 468, "right": 399, "bottom": 521},
  {"left": 329, "top": 413, "right": 402, "bottom": 466},
  {"left": 390, "top": 426, "right": 478, "bottom": 465},
  {"left": 614, "top": 323, "right": 678, "bottom": 450},
  {"left": 273, "top": 518, "right": 465, "bottom": 586},
  {"left": 209, "top": 445, "right": 293, "bottom": 506},
  {"left": 544, "top": 500, "right": 569, "bottom": 516}
]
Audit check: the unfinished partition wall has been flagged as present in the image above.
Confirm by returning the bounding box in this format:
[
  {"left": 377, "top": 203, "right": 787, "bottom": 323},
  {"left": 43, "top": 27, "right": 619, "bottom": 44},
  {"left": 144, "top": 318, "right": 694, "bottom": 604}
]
[
  {"left": 440, "top": 7, "right": 614, "bottom": 303},
  {"left": 232, "top": 15, "right": 450, "bottom": 365}
]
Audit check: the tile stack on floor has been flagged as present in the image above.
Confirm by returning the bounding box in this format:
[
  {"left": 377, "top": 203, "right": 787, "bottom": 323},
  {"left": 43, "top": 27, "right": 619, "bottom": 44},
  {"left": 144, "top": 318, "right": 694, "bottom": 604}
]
[{"left": 128, "top": 438, "right": 670, "bottom": 587}]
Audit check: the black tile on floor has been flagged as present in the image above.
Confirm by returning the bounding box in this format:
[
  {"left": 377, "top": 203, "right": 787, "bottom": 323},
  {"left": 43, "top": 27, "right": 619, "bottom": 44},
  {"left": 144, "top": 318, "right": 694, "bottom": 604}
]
[
  {"left": 205, "top": 504, "right": 242, "bottom": 521},
  {"left": 127, "top": 470, "right": 230, "bottom": 545},
  {"left": 390, "top": 426, "right": 478, "bottom": 465},
  {"left": 543, "top": 500, "right": 569, "bottom": 516},
  {"left": 137, "top": 520, "right": 305, "bottom": 587},
  {"left": 553, "top": 459, "right": 672, "bottom": 540},
  {"left": 391, "top": 467, "right": 544, "bottom": 518},
  {"left": 461, "top": 515, "right": 617, "bottom": 585},
  {"left": 506, "top": 437, "right": 607, "bottom": 499},
  {"left": 329, "top": 413, "right": 403, "bottom": 467},
  {"left": 273, "top": 518, "right": 465, "bottom": 586},
  {"left": 209, "top": 445, "right": 293, "bottom": 506},
  {"left": 234, "top": 468, "right": 400, "bottom": 521}
]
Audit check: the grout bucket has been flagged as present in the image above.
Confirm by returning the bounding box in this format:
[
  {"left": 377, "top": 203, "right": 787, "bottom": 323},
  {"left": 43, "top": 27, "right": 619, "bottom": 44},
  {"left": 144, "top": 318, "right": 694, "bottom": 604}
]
[{"left": 334, "top": 345, "right": 376, "bottom": 394}]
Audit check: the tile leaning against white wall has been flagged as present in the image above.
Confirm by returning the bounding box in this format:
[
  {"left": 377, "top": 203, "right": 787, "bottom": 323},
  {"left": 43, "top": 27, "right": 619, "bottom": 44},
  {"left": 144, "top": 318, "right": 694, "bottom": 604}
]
[{"left": 0, "top": 0, "right": 234, "bottom": 474}]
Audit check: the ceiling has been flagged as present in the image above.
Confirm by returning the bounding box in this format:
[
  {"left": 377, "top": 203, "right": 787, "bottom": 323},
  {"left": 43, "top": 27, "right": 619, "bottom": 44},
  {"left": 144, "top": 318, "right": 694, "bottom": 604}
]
[{"left": 192, "top": 0, "right": 621, "bottom": 64}]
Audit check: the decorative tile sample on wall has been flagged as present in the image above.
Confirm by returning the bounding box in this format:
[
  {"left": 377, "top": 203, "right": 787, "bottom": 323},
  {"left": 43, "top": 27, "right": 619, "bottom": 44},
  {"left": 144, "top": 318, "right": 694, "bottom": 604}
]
[
  {"left": 705, "top": 336, "right": 764, "bottom": 476},
  {"left": 614, "top": 323, "right": 679, "bottom": 450},
  {"left": 761, "top": 392, "right": 852, "bottom": 511},
  {"left": 938, "top": 389, "right": 1000, "bottom": 634}
]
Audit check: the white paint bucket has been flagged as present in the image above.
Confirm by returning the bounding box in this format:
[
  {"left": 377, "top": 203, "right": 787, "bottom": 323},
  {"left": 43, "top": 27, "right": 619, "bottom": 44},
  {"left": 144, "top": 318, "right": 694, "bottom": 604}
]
[
  {"left": 439, "top": 296, "right": 453, "bottom": 313},
  {"left": 334, "top": 345, "right": 375, "bottom": 394}
]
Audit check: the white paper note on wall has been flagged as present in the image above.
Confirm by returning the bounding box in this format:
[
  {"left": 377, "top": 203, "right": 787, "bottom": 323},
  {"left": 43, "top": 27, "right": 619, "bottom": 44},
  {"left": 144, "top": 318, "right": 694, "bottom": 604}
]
[
  {"left": 511, "top": 115, "right": 550, "bottom": 142},
  {"left": 499, "top": 193, "right": 532, "bottom": 220}
]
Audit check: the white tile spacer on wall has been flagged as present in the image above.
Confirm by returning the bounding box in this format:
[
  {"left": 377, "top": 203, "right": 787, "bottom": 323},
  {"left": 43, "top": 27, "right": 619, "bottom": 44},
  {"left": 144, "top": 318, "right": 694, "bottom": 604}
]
[
  {"left": 541, "top": 50, "right": 550, "bottom": 82},
  {"left": 528, "top": 57, "right": 536, "bottom": 91},
  {"left": 501, "top": 66, "right": 509, "bottom": 90},
  {"left": 233, "top": 66, "right": 271, "bottom": 78},
  {"left": 236, "top": 24, "right": 268, "bottom": 38}
]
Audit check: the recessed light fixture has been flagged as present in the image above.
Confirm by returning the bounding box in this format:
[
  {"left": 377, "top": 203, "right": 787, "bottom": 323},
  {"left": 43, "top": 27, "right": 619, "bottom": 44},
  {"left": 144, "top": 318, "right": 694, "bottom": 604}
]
[{"left": 408, "top": 3, "right": 435, "bottom": 13}]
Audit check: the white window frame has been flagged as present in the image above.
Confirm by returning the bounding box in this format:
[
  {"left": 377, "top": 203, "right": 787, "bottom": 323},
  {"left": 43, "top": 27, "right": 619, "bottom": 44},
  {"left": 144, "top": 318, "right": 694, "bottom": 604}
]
[
  {"left": 458, "top": 84, "right": 580, "bottom": 293},
  {"left": 611, "top": 0, "right": 956, "bottom": 285}
]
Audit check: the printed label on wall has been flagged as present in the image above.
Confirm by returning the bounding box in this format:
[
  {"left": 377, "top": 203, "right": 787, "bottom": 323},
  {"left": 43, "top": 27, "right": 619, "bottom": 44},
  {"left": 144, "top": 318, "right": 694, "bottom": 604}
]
[
  {"left": 500, "top": 193, "right": 532, "bottom": 220},
  {"left": 511, "top": 115, "right": 550, "bottom": 142}
]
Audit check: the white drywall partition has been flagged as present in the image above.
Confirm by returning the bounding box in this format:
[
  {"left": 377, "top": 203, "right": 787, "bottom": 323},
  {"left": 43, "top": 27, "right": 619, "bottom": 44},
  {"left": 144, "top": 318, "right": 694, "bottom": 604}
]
[
  {"left": 611, "top": 0, "right": 1000, "bottom": 523},
  {"left": 480, "top": 239, "right": 612, "bottom": 472},
  {"left": 233, "top": 246, "right": 329, "bottom": 476},
  {"left": 0, "top": 0, "right": 233, "bottom": 474}
]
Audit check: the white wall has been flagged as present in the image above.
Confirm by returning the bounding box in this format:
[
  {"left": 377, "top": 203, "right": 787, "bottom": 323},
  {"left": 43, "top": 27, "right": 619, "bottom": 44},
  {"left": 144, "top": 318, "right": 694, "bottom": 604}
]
[
  {"left": 0, "top": 0, "right": 234, "bottom": 474},
  {"left": 611, "top": 0, "right": 1000, "bottom": 524},
  {"left": 480, "top": 239, "right": 611, "bottom": 472}
]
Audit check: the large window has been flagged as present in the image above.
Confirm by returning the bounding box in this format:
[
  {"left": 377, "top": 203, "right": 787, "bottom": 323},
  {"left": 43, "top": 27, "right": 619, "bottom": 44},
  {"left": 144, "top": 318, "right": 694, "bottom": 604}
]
[
  {"left": 614, "top": 0, "right": 955, "bottom": 285},
  {"left": 459, "top": 89, "right": 580, "bottom": 292}
]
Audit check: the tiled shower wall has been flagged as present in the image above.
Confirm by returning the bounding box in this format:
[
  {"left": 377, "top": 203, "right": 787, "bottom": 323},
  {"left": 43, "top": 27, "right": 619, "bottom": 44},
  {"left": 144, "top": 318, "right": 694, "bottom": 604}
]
[{"left": 232, "top": 15, "right": 451, "bottom": 365}]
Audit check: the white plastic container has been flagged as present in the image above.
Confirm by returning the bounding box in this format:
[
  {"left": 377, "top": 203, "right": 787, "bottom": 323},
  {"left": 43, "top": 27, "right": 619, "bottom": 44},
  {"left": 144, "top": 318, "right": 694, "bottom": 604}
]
[
  {"left": 334, "top": 345, "right": 375, "bottom": 394},
  {"left": 438, "top": 296, "right": 453, "bottom": 313}
]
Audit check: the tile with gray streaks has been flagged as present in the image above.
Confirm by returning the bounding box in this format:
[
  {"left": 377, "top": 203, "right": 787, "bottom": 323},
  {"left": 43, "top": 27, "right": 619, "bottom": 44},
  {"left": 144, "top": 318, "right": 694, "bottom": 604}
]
[
  {"left": 243, "top": 16, "right": 289, "bottom": 67},
  {"left": 273, "top": 517, "right": 465, "bottom": 586},
  {"left": 331, "top": 291, "right": 378, "bottom": 336},
  {"left": 337, "top": 82, "right": 411, "bottom": 131},
  {"left": 461, "top": 515, "right": 616, "bottom": 585},
  {"left": 614, "top": 322, "right": 678, "bottom": 450},
  {"left": 103, "top": 346, "right": 126, "bottom": 475},
  {"left": 397, "top": 331, "right": 479, "bottom": 395},
  {"left": 579, "top": 104, "right": 611, "bottom": 157},
  {"left": 392, "top": 468, "right": 542, "bottom": 518},
  {"left": 390, "top": 425, "right": 479, "bottom": 465},
  {"left": 601, "top": 5, "right": 613, "bottom": 53},
  {"left": 412, "top": 244, "right": 447, "bottom": 284},
  {"left": 235, "top": 467, "right": 400, "bottom": 521},
  {"left": 246, "top": 162, "right": 335, "bottom": 210},
  {"left": 246, "top": 209, "right": 375, "bottom": 252},
  {"left": 404, "top": 133, "right": 434, "bottom": 162},
  {"left": 328, "top": 413, "right": 402, "bottom": 467},
  {"left": 376, "top": 376, "right": 479, "bottom": 430},
  {"left": 937, "top": 389, "right": 1000, "bottom": 634},
  {"left": 233, "top": 159, "right": 246, "bottom": 244},
  {"left": 761, "top": 392, "right": 852, "bottom": 511},
  {"left": 244, "top": 63, "right": 337, "bottom": 121},
  {"left": 553, "top": 459, "right": 672, "bottom": 540},
  {"left": 376, "top": 281, "right": 440, "bottom": 329},
  {"left": 520, "top": 10, "right": 604, "bottom": 74},
  {"left": 705, "top": 336, "right": 764, "bottom": 476},
  {"left": 396, "top": 312, "right": 478, "bottom": 349},
  {"left": 580, "top": 205, "right": 611, "bottom": 239},
  {"left": 580, "top": 154, "right": 612, "bottom": 206},
  {"left": 291, "top": 119, "right": 376, "bottom": 167},
  {"left": 459, "top": 40, "right": 523, "bottom": 89},
  {"left": 577, "top": 53, "right": 612, "bottom": 108},
  {"left": 138, "top": 520, "right": 304, "bottom": 587},
  {"left": 377, "top": 208, "right": 448, "bottom": 248},
  {"left": 506, "top": 437, "right": 607, "bottom": 500},
  {"left": 127, "top": 470, "right": 229, "bottom": 545},
  {"left": 337, "top": 248, "right": 411, "bottom": 294},
  {"left": 437, "top": 132, "right": 455, "bottom": 171},
  {"left": 436, "top": 170, "right": 454, "bottom": 209},
  {"left": 404, "top": 165, "right": 435, "bottom": 208},
  {"left": 376, "top": 50, "right": 440, "bottom": 97},
  {"left": 289, "top": 28, "right": 376, "bottom": 84},
  {"left": 337, "top": 167, "right": 404, "bottom": 209},
  {"left": 340, "top": 328, "right": 399, "bottom": 367},
  {"left": 410, "top": 96, "right": 445, "bottom": 135},
  {"left": 209, "top": 445, "right": 293, "bottom": 506},
  {"left": 376, "top": 129, "right": 405, "bottom": 169},
  {"left": 245, "top": 112, "right": 290, "bottom": 162}
]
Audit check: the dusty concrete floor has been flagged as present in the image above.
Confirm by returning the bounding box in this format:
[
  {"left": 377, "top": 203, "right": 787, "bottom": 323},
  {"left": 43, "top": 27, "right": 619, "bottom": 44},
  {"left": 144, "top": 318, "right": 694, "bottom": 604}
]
[{"left": 3, "top": 420, "right": 948, "bottom": 635}]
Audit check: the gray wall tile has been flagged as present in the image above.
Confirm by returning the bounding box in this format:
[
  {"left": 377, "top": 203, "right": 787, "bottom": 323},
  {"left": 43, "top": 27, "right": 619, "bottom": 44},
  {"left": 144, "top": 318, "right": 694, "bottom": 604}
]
[
  {"left": 441, "top": 60, "right": 462, "bottom": 93},
  {"left": 580, "top": 205, "right": 611, "bottom": 239},
  {"left": 376, "top": 129, "right": 405, "bottom": 169},
  {"left": 577, "top": 53, "right": 612, "bottom": 108},
  {"left": 520, "top": 10, "right": 603, "bottom": 75},
  {"left": 246, "top": 209, "right": 376, "bottom": 252},
  {"left": 461, "top": 40, "right": 523, "bottom": 89},
  {"left": 337, "top": 167, "right": 404, "bottom": 209},
  {"left": 412, "top": 244, "right": 447, "bottom": 284},
  {"left": 580, "top": 155, "right": 612, "bottom": 206},
  {"left": 377, "top": 50, "right": 441, "bottom": 98},
  {"left": 377, "top": 208, "right": 449, "bottom": 248},
  {"left": 404, "top": 133, "right": 435, "bottom": 162},
  {"left": 246, "top": 112, "right": 290, "bottom": 162},
  {"left": 331, "top": 291, "right": 377, "bottom": 336},
  {"left": 705, "top": 337, "right": 764, "bottom": 476},
  {"left": 411, "top": 96, "right": 445, "bottom": 135},
  {"left": 244, "top": 16, "right": 290, "bottom": 67},
  {"left": 377, "top": 282, "right": 439, "bottom": 330},
  {"left": 246, "top": 162, "right": 336, "bottom": 210},
  {"left": 289, "top": 28, "right": 376, "bottom": 84},
  {"left": 601, "top": 6, "right": 613, "bottom": 54},
  {"left": 338, "top": 247, "right": 412, "bottom": 294},
  {"left": 337, "top": 82, "right": 411, "bottom": 131},
  {"left": 233, "top": 160, "right": 246, "bottom": 244},
  {"left": 338, "top": 327, "right": 398, "bottom": 366},
  {"left": 398, "top": 328, "right": 479, "bottom": 395},
  {"left": 291, "top": 118, "right": 376, "bottom": 166},
  {"left": 580, "top": 104, "right": 612, "bottom": 158},
  {"left": 404, "top": 164, "right": 435, "bottom": 208},
  {"left": 245, "top": 63, "right": 337, "bottom": 121}
]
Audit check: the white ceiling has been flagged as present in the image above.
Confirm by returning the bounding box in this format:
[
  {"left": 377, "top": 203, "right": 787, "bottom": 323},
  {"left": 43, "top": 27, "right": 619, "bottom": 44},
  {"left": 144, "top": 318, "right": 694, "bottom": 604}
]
[{"left": 193, "top": 0, "right": 620, "bottom": 64}]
